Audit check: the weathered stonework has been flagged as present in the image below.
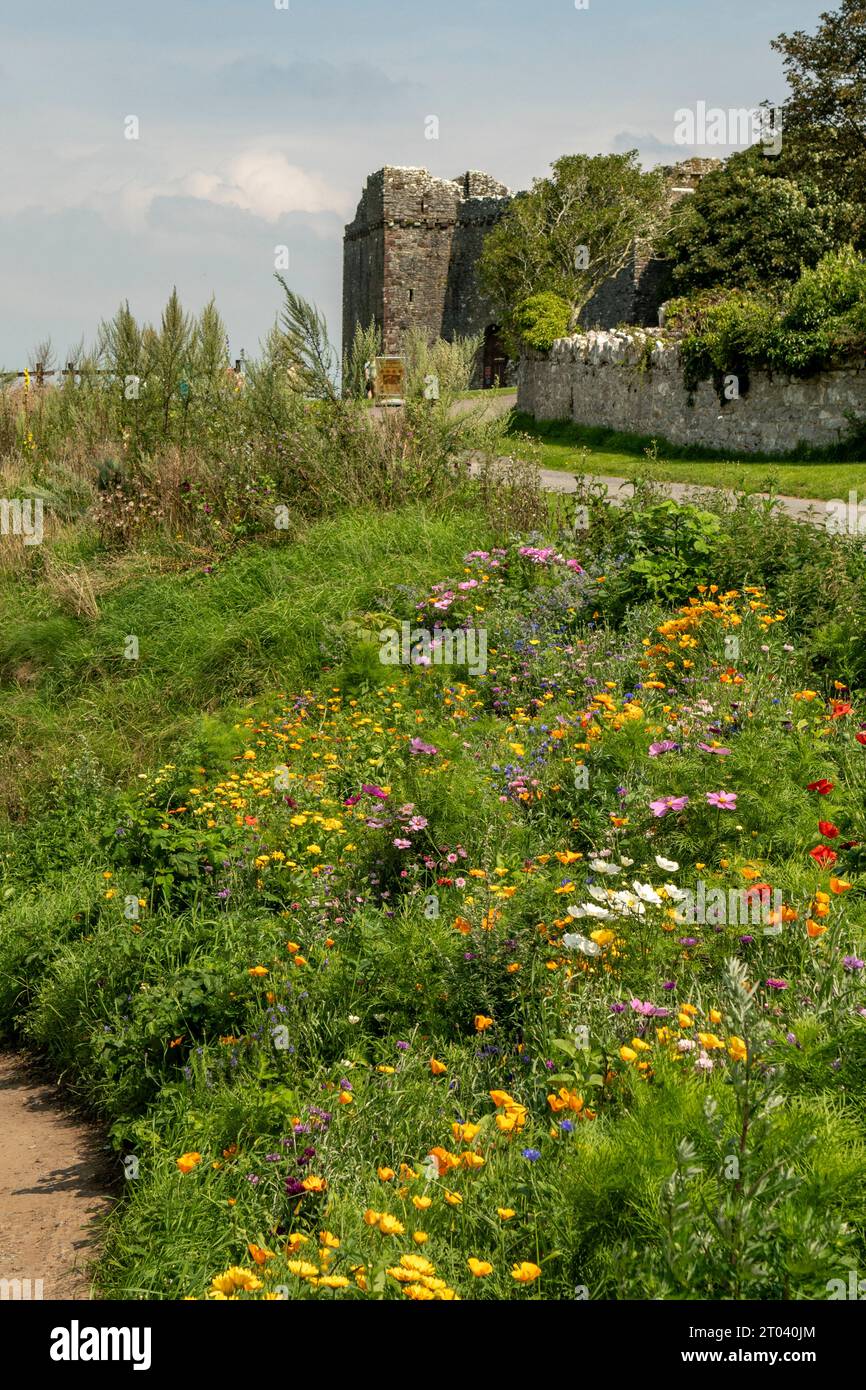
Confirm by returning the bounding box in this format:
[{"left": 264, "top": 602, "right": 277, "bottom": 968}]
[
  {"left": 342, "top": 167, "right": 511, "bottom": 372},
  {"left": 518, "top": 330, "right": 866, "bottom": 455}
]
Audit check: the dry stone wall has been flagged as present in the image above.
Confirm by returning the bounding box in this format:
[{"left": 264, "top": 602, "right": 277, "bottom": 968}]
[{"left": 518, "top": 330, "right": 866, "bottom": 455}]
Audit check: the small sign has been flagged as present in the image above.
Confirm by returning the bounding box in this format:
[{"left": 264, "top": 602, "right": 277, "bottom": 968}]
[{"left": 374, "top": 356, "right": 406, "bottom": 404}]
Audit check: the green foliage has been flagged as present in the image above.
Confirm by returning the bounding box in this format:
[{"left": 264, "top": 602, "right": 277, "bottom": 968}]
[
  {"left": 273, "top": 275, "right": 339, "bottom": 401},
  {"left": 479, "top": 152, "right": 668, "bottom": 351},
  {"left": 667, "top": 247, "right": 866, "bottom": 396},
  {"left": 772, "top": 0, "right": 866, "bottom": 211},
  {"left": 664, "top": 146, "right": 860, "bottom": 295},
  {"left": 342, "top": 320, "right": 382, "bottom": 400},
  {"left": 512, "top": 293, "right": 572, "bottom": 352},
  {"left": 401, "top": 328, "right": 483, "bottom": 401}
]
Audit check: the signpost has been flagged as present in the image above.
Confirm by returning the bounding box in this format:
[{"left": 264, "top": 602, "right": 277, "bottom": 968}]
[{"left": 373, "top": 356, "right": 406, "bottom": 405}]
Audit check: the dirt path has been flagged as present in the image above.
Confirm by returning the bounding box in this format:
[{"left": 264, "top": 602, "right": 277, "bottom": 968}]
[{"left": 0, "top": 1053, "right": 113, "bottom": 1299}]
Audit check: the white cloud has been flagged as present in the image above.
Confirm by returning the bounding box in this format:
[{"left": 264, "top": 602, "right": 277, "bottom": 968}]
[{"left": 181, "top": 151, "right": 349, "bottom": 221}]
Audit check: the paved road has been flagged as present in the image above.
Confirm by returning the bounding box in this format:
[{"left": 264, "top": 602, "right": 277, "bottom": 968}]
[
  {"left": 530, "top": 464, "right": 829, "bottom": 525},
  {"left": 464, "top": 390, "right": 831, "bottom": 526}
]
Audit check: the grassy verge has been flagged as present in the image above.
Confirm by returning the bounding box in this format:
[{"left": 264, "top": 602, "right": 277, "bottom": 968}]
[{"left": 510, "top": 414, "right": 866, "bottom": 501}]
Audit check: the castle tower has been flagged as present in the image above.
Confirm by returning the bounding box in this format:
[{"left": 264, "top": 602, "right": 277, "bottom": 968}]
[{"left": 342, "top": 167, "right": 511, "bottom": 380}]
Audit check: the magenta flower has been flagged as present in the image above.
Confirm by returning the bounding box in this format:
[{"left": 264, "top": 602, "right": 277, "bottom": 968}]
[
  {"left": 361, "top": 783, "right": 389, "bottom": 800},
  {"left": 706, "top": 790, "right": 737, "bottom": 810},
  {"left": 698, "top": 743, "right": 732, "bottom": 755},
  {"left": 648, "top": 741, "right": 679, "bottom": 757},
  {"left": 393, "top": 838, "right": 412, "bottom": 849}
]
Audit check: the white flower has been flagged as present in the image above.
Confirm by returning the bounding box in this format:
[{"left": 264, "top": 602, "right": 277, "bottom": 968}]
[
  {"left": 589, "top": 858, "right": 621, "bottom": 875},
  {"left": 610, "top": 890, "right": 646, "bottom": 917},
  {"left": 568, "top": 902, "right": 612, "bottom": 920},
  {"left": 348, "top": 1015, "right": 360, "bottom": 1025},
  {"left": 663, "top": 883, "right": 686, "bottom": 901},
  {"left": 632, "top": 881, "right": 663, "bottom": 906},
  {"left": 655, "top": 855, "right": 679, "bottom": 873},
  {"left": 562, "top": 933, "right": 602, "bottom": 956},
  {"left": 586, "top": 885, "right": 612, "bottom": 903},
  {"left": 620, "top": 856, "right": 635, "bottom": 867}
]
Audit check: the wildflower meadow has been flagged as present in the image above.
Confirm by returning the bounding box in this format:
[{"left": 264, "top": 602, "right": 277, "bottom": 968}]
[{"left": 1, "top": 372, "right": 865, "bottom": 1304}]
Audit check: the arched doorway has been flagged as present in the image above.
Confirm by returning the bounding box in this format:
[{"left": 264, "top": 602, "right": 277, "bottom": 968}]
[{"left": 482, "top": 325, "right": 509, "bottom": 388}]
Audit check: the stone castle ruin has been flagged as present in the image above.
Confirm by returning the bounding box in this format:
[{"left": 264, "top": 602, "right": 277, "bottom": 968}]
[
  {"left": 342, "top": 160, "right": 715, "bottom": 386},
  {"left": 343, "top": 167, "right": 512, "bottom": 386}
]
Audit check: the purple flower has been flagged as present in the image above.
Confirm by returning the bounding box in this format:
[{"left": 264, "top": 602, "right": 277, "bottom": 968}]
[
  {"left": 521, "top": 1148, "right": 541, "bottom": 1162},
  {"left": 410, "top": 738, "right": 438, "bottom": 756},
  {"left": 662, "top": 980, "right": 676, "bottom": 991},
  {"left": 843, "top": 956, "right": 864, "bottom": 971},
  {"left": 396, "top": 1041, "right": 410, "bottom": 1051},
  {"left": 765, "top": 978, "right": 788, "bottom": 990},
  {"left": 698, "top": 743, "right": 732, "bottom": 755},
  {"left": 361, "top": 783, "right": 389, "bottom": 799},
  {"left": 560, "top": 1120, "right": 574, "bottom": 1133},
  {"left": 648, "top": 741, "right": 679, "bottom": 757},
  {"left": 679, "top": 937, "right": 698, "bottom": 947}
]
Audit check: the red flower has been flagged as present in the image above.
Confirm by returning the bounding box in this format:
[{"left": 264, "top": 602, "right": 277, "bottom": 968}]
[
  {"left": 830, "top": 701, "right": 853, "bottom": 718},
  {"left": 809, "top": 845, "right": 838, "bottom": 869},
  {"left": 743, "top": 883, "right": 773, "bottom": 903},
  {"left": 856, "top": 732, "right": 866, "bottom": 746},
  {"left": 807, "top": 779, "right": 834, "bottom": 794},
  {"left": 818, "top": 821, "right": 840, "bottom": 839}
]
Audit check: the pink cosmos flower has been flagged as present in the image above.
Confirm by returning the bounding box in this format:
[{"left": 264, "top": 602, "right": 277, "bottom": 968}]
[
  {"left": 649, "top": 795, "right": 690, "bottom": 818},
  {"left": 706, "top": 790, "right": 737, "bottom": 810}
]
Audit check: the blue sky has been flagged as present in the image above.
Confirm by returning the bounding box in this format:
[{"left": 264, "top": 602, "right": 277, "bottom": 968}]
[{"left": 0, "top": 0, "right": 825, "bottom": 366}]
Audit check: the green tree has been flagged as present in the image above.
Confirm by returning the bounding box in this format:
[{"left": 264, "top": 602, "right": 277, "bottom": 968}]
[
  {"left": 772, "top": 0, "right": 866, "bottom": 208},
  {"left": 478, "top": 152, "right": 668, "bottom": 350},
  {"left": 664, "top": 146, "right": 860, "bottom": 294}
]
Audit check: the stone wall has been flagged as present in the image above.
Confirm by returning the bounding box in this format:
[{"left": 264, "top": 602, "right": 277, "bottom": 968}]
[{"left": 518, "top": 329, "right": 866, "bottom": 455}]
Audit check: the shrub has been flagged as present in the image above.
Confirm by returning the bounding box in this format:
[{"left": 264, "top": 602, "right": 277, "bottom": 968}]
[{"left": 512, "top": 292, "right": 572, "bottom": 352}]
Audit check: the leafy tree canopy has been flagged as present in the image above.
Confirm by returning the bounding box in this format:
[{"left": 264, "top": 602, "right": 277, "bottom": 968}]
[
  {"left": 479, "top": 152, "right": 668, "bottom": 351},
  {"left": 663, "top": 146, "right": 862, "bottom": 295},
  {"left": 772, "top": 0, "right": 866, "bottom": 205}
]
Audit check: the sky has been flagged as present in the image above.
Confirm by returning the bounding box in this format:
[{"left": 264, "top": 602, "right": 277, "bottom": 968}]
[{"left": 0, "top": 0, "right": 827, "bottom": 368}]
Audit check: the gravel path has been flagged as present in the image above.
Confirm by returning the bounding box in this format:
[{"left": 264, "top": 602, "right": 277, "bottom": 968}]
[{"left": 0, "top": 1052, "right": 113, "bottom": 1300}]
